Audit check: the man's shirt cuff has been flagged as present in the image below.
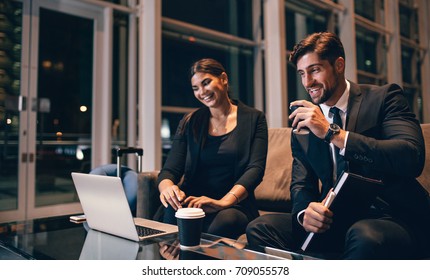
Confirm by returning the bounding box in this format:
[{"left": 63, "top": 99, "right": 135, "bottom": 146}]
[
  {"left": 339, "top": 131, "right": 349, "bottom": 155},
  {"left": 296, "top": 209, "right": 306, "bottom": 226}
]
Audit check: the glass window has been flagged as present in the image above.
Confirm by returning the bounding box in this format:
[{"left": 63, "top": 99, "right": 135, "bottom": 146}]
[
  {"left": 401, "top": 46, "right": 422, "bottom": 122},
  {"left": 399, "top": 4, "right": 411, "bottom": 38},
  {"left": 356, "top": 25, "right": 387, "bottom": 86},
  {"left": 403, "top": 86, "right": 422, "bottom": 121},
  {"left": 401, "top": 46, "right": 414, "bottom": 84},
  {"left": 35, "top": 8, "right": 94, "bottom": 206},
  {"left": 0, "top": 0, "right": 22, "bottom": 211},
  {"left": 161, "top": 112, "right": 187, "bottom": 164},
  {"left": 355, "top": 28, "right": 378, "bottom": 74},
  {"left": 162, "top": 0, "right": 253, "bottom": 39},
  {"left": 37, "top": 9, "right": 93, "bottom": 137},
  {"left": 354, "top": 0, "right": 376, "bottom": 21},
  {"left": 399, "top": 2, "right": 419, "bottom": 42},
  {"left": 399, "top": 1, "right": 422, "bottom": 122},
  {"left": 162, "top": 36, "right": 254, "bottom": 108},
  {"left": 355, "top": 0, "right": 386, "bottom": 26},
  {"left": 356, "top": 75, "right": 378, "bottom": 85},
  {"left": 285, "top": 2, "right": 330, "bottom": 50},
  {"left": 403, "top": 87, "right": 415, "bottom": 108},
  {"left": 416, "top": 57, "right": 422, "bottom": 85}
]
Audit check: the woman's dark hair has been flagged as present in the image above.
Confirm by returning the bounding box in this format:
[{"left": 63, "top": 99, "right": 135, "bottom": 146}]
[
  {"left": 189, "top": 58, "right": 226, "bottom": 80},
  {"left": 289, "top": 32, "right": 345, "bottom": 67}
]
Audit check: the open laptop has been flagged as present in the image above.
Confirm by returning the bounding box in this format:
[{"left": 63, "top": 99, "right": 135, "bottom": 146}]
[{"left": 71, "top": 172, "right": 178, "bottom": 242}]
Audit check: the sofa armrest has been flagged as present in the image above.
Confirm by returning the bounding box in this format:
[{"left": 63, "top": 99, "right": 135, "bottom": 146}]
[{"left": 136, "top": 170, "right": 161, "bottom": 219}]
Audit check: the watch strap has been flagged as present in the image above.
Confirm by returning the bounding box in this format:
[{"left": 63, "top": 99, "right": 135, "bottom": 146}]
[{"left": 324, "top": 123, "right": 340, "bottom": 143}]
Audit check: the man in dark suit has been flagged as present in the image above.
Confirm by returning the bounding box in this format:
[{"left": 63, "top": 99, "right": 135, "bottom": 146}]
[{"left": 246, "top": 32, "right": 430, "bottom": 259}]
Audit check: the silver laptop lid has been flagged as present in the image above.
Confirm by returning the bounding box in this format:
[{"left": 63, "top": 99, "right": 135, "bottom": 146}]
[{"left": 71, "top": 172, "right": 140, "bottom": 241}]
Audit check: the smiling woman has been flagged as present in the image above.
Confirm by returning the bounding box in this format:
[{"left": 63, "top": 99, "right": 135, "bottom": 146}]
[
  {"left": 156, "top": 58, "right": 268, "bottom": 240},
  {"left": 190, "top": 59, "right": 236, "bottom": 136}
]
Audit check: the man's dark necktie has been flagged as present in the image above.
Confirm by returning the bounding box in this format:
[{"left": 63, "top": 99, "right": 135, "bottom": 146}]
[{"left": 329, "top": 107, "right": 346, "bottom": 181}]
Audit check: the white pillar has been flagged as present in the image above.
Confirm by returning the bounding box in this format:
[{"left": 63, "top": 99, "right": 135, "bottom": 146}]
[
  {"left": 385, "top": 0, "right": 403, "bottom": 85},
  {"left": 127, "top": 0, "right": 138, "bottom": 170},
  {"left": 92, "top": 7, "right": 113, "bottom": 168},
  {"left": 138, "top": 0, "right": 162, "bottom": 170},
  {"left": 263, "top": 0, "right": 287, "bottom": 128},
  {"left": 338, "top": 0, "right": 358, "bottom": 83}
]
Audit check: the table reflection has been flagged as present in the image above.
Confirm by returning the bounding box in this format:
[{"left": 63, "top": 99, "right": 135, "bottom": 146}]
[{"left": 79, "top": 229, "right": 139, "bottom": 260}]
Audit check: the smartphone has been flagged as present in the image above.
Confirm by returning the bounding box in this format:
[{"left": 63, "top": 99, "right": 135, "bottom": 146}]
[{"left": 69, "top": 214, "right": 86, "bottom": 222}]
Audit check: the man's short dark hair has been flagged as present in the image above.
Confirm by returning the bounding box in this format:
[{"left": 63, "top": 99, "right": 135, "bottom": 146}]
[{"left": 289, "top": 32, "right": 345, "bottom": 67}]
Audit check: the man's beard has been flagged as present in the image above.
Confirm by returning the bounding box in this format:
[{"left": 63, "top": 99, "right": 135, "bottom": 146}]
[
  {"left": 310, "top": 71, "right": 339, "bottom": 105},
  {"left": 316, "top": 87, "right": 332, "bottom": 104}
]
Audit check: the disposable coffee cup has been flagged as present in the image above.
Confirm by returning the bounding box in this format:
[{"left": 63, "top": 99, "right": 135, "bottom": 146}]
[
  {"left": 290, "top": 105, "right": 309, "bottom": 135},
  {"left": 292, "top": 128, "right": 310, "bottom": 135},
  {"left": 175, "top": 208, "right": 205, "bottom": 249}
]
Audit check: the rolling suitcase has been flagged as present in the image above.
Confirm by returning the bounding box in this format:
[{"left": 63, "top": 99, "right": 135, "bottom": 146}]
[
  {"left": 115, "top": 147, "right": 143, "bottom": 177},
  {"left": 89, "top": 147, "right": 144, "bottom": 215}
]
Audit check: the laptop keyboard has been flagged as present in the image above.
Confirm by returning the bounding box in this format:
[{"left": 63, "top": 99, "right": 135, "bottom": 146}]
[{"left": 136, "top": 225, "right": 165, "bottom": 237}]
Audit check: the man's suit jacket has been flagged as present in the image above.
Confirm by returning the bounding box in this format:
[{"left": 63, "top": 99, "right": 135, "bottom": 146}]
[{"left": 290, "top": 81, "right": 430, "bottom": 242}]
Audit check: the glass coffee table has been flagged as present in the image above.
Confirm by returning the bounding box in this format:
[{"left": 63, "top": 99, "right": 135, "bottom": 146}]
[{"left": 0, "top": 215, "right": 318, "bottom": 260}]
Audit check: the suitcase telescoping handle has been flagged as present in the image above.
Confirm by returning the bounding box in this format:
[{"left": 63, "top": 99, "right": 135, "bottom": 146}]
[{"left": 116, "top": 147, "right": 143, "bottom": 177}]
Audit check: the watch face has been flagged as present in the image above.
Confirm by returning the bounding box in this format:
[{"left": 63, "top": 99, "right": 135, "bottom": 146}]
[
  {"left": 324, "top": 123, "right": 341, "bottom": 143},
  {"left": 330, "top": 123, "right": 340, "bottom": 132}
]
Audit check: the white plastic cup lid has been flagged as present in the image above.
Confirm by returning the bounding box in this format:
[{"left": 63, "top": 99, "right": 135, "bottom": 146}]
[{"left": 175, "top": 208, "right": 205, "bottom": 219}]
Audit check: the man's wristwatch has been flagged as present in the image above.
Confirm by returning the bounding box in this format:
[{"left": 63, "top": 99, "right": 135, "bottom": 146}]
[{"left": 324, "top": 123, "right": 341, "bottom": 143}]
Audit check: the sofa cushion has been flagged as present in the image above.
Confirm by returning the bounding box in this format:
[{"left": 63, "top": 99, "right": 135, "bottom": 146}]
[
  {"left": 417, "top": 123, "right": 430, "bottom": 194},
  {"left": 254, "top": 128, "right": 293, "bottom": 212}
]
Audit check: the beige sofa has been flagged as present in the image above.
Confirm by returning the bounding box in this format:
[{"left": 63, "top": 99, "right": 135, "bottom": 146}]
[{"left": 136, "top": 124, "right": 430, "bottom": 222}]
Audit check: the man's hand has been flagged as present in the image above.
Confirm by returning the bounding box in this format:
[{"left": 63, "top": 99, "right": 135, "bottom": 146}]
[
  {"left": 302, "top": 201, "right": 334, "bottom": 233},
  {"left": 289, "top": 100, "right": 330, "bottom": 139},
  {"left": 289, "top": 100, "right": 347, "bottom": 149}
]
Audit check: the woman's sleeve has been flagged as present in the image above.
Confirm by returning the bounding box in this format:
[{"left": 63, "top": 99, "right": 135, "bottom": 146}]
[{"left": 235, "top": 111, "right": 268, "bottom": 191}]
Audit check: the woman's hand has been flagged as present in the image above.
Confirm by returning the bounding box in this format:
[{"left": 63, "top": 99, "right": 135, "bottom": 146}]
[
  {"left": 159, "top": 183, "right": 186, "bottom": 211},
  {"left": 183, "top": 196, "right": 228, "bottom": 214}
]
